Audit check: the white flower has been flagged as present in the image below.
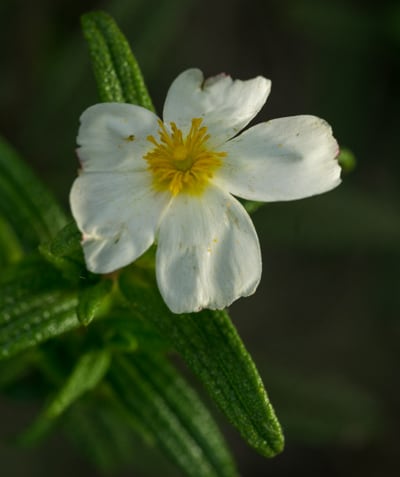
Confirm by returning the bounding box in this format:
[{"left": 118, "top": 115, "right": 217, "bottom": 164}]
[{"left": 70, "top": 68, "right": 341, "bottom": 313}]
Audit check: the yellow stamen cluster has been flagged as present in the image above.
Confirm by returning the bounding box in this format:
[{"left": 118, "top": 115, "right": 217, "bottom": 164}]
[{"left": 144, "top": 118, "right": 226, "bottom": 196}]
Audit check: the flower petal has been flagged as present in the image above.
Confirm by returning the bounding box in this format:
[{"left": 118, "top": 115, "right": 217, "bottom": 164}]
[
  {"left": 70, "top": 171, "right": 170, "bottom": 273},
  {"left": 214, "top": 115, "right": 341, "bottom": 201},
  {"left": 156, "top": 186, "right": 261, "bottom": 313},
  {"left": 163, "top": 68, "right": 271, "bottom": 146},
  {"left": 77, "top": 103, "right": 160, "bottom": 172}
]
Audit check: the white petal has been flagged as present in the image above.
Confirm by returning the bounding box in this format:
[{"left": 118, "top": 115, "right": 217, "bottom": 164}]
[
  {"left": 77, "top": 103, "right": 160, "bottom": 172},
  {"left": 70, "top": 171, "right": 170, "bottom": 273},
  {"left": 156, "top": 186, "right": 261, "bottom": 313},
  {"left": 214, "top": 115, "right": 341, "bottom": 201},
  {"left": 163, "top": 68, "right": 271, "bottom": 146}
]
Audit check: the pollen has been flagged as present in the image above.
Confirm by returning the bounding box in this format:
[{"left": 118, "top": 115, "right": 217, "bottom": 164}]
[{"left": 144, "top": 118, "right": 226, "bottom": 195}]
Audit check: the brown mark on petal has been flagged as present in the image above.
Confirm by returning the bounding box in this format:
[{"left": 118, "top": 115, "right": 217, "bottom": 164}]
[{"left": 76, "top": 148, "right": 85, "bottom": 172}]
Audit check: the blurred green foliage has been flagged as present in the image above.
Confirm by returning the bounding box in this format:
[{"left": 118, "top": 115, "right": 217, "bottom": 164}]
[{"left": 0, "top": 0, "right": 399, "bottom": 476}]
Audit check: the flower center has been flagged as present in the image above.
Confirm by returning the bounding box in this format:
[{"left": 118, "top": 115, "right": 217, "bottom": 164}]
[{"left": 144, "top": 118, "right": 226, "bottom": 196}]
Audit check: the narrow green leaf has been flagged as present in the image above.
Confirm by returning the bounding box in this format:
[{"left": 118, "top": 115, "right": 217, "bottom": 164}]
[
  {"left": 119, "top": 270, "right": 284, "bottom": 458},
  {"left": 94, "top": 311, "right": 169, "bottom": 353},
  {"left": 0, "top": 291, "right": 80, "bottom": 361},
  {"left": 81, "top": 11, "right": 154, "bottom": 110},
  {"left": 0, "top": 289, "right": 67, "bottom": 326},
  {"left": 0, "top": 137, "right": 67, "bottom": 245},
  {"left": 0, "top": 257, "right": 67, "bottom": 311},
  {"left": 0, "top": 172, "right": 45, "bottom": 248},
  {"left": 64, "top": 397, "right": 147, "bottom": 473},
  {"left": 48, "top": 349, "right": 111, "bottom": 417},
  {"left": 0, "top": 214, "right": 23, "bottom": 265},
  {"left": 49, "top": 221, "right": 83, "bottom": 258},
  {"left": 38, "top": 221, "right": 86, "bottom": 281},
  {"left": 77, "top": 279, "right": 113, "bottom": 325},
  {"left": 110, "top": 353, "right": 238, "bottom": 477},
  {"left": 20, "top": 350, "right": 111, "bottom": 444}
]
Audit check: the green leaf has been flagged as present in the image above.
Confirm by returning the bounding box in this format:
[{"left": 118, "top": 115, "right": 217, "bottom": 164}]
[
  {"left": 20, "top": 350, "right": 111, "bottom": 444},
  {"left": 77, "top": 279, "right": 113, "bottom": 326},
  {"left": 0, "top": 257, "right": 67, "bottom": 310},
  {"left": 119, "top": 270, "right": 284, "bottom": 458},
  {"left": 1, "top": 253, "right": 67, "bottom": 288},
  {"left": 0, "top": 290, "right": 80, "bottom": 361},
  {"left": 0, "top": 214, "right": 23, "bottom": 265},
  {"left": 0, "top": 260, "right": 79, "bottom": 360},
  {"left": 48, "top": 221, "right": 83, "bottom": 259},
  {"left": 49, "top": 349, "right": 111, "bottom": 416},
  {"left": 81, "top": 11, "right": 154, "bottom": 110},
  {"left": 0, "top": 136, "right": 67, "bottom": 246},
  {"left": 38, "top": 222, "right": 87, "bottom": 281},
  {"left": 110, "top": 353, "right": 238, "bottom": 477},
  {"left": 64, "top": 396, "right": 147, "bottom": 474},
  {"left": 94, "top": 311, "right": 169, "bottom": 353}
]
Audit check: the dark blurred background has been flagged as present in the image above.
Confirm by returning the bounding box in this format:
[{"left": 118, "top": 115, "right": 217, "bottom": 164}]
[{"left": 1, "top": 0, "right": 399, "bottom": 476}]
